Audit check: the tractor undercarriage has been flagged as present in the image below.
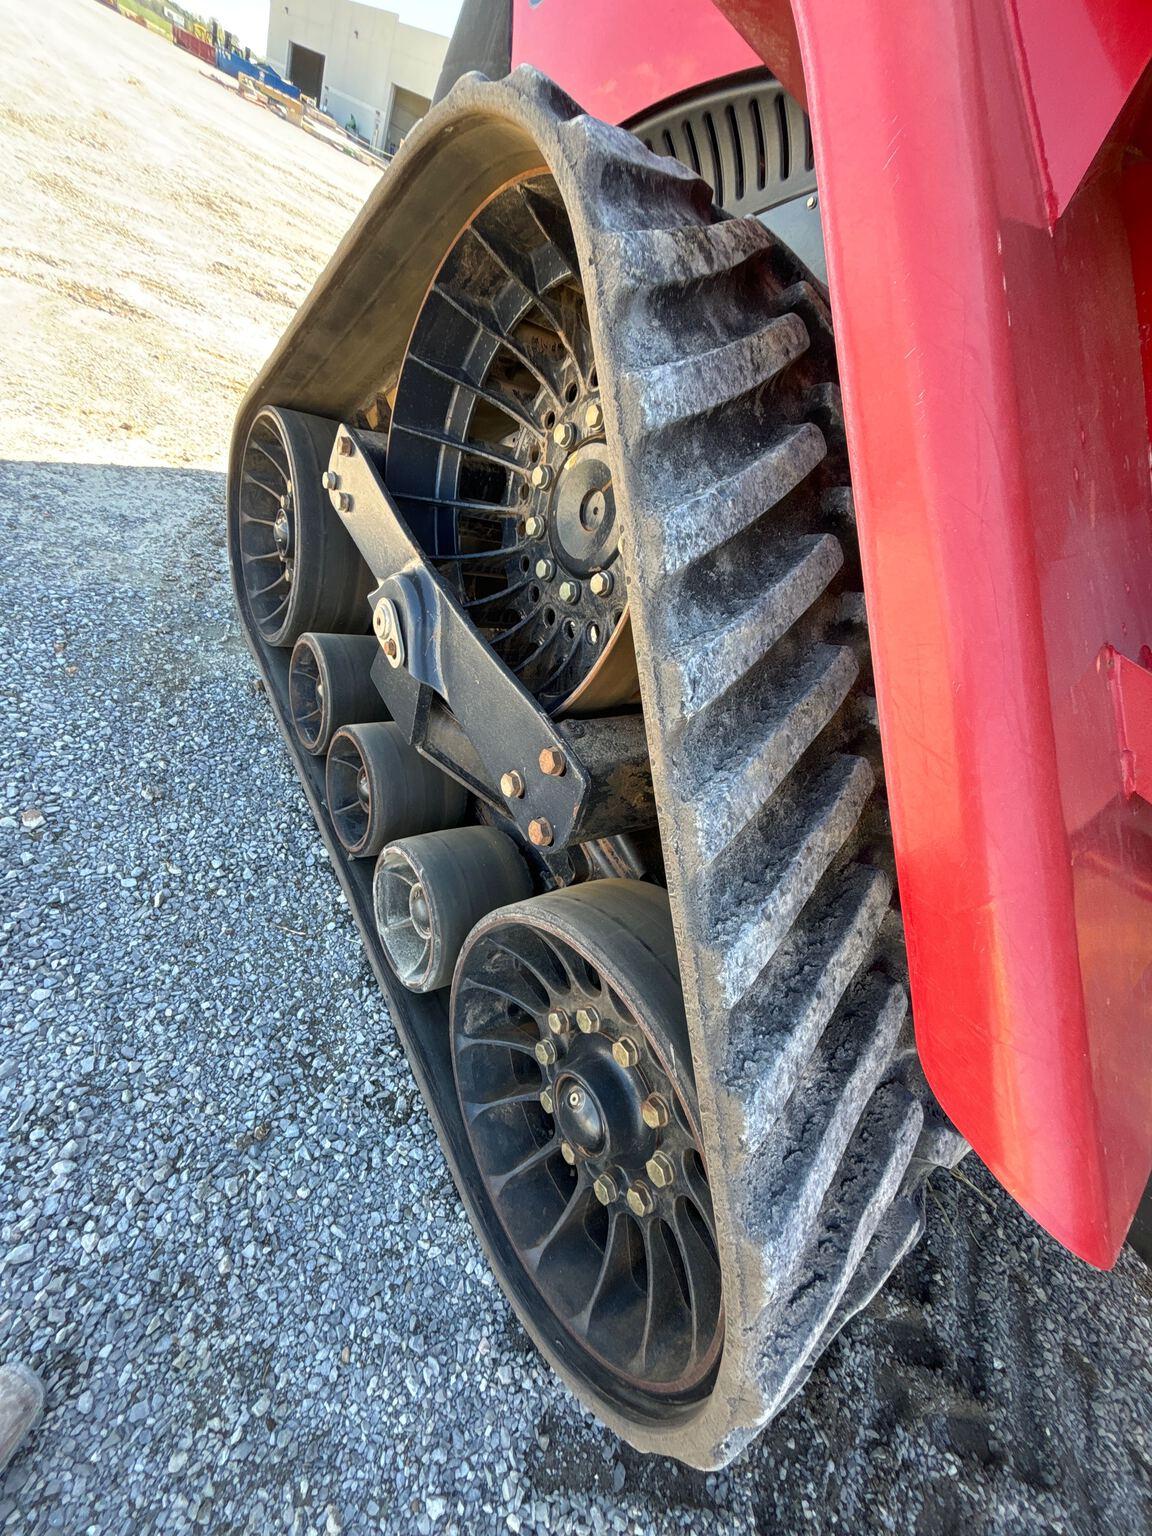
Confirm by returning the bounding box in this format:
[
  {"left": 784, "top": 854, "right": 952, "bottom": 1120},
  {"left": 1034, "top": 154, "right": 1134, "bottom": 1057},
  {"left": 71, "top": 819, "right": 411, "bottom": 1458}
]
[{"left": 228, "top": 68, "right": 963, "bottom": 1468}]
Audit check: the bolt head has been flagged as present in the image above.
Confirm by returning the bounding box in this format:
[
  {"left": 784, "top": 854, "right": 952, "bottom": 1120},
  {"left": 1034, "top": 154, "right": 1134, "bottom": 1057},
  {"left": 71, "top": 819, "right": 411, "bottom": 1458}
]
[
  {"left": 539, "top": 1087, "right": 554, "bottom": 1115},
  {"left": 806, "top": 193, "right": 818, "bottom": 209},
  {"left": 523, "top": 515, "right": 544, "bottom": 538},
  {"left": 338, "top": 434, "right": 355, "bottom": 456},
  {"left": 552, "top": 422, "right": 577, "bottom": 449},
  {"left": 646, "top": 1152, "right": 676, "bottom": 1189},
  {"left": 500, "top": 769, "right": 526, "bottom": 800},
  {"left": 584, "top": 401, "right": 603, "bottom": 432},
  {"left": 593, "top": 1172, "right": 619, "bottom": 1206},
  {"left": 575, "top": 1006, "right": 600, "bottom": 1034},
  {"left": 528, "top": 817, "right": 554, "bottom": 848},
  {"left": 538, "top": 747, "right": 567, "bottom": 777},
  {"left": 321, "top": 470, "right": 340, "bottom": 490},
  {"left": 560, "top": 1140, "right": 577, "bottom": 1165},
  {"left": 589, "top": 570, "right": 614, "bottom": 597},
  {"left": 626, "top": 1181, "right": 655, "bottom": 1218},
  {"left": 534, "top": 557, "right": 555, "bottom": 581},
  {"left": 335, "top": 491, "right": 352, "bottom": 513},
  {"left": 558, "top": 580, "right": 581, "bottom": 605},
  {"left": 534, "top": 1038, "right": 558, "bottom": 1067},
  {"left": 640, "top": 1094, "right": 670, "bottom": 1130},
  {"left": 611, "top": 1037, "right": 640, "bottom": 1069},
  {"left": 546, "top": 1009, "right": 569, "bottom": 1036},
  {"left": 530, "top": 463, "right": 553, "bottom": 490},
  {"left": 382, "top": 637, "right": 398, "bottom": 660}
]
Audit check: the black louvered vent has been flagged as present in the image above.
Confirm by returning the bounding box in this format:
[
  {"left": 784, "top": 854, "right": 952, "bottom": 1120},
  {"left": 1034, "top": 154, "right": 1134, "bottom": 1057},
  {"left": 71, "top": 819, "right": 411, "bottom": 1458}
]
[{"left": 634, "top": 77, "right": 816, "bottom": 221}]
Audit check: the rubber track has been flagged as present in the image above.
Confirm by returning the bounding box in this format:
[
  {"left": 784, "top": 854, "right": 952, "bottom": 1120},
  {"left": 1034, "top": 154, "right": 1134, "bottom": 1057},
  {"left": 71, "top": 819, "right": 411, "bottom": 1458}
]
[{"left": 492, "top": 72, "right": 969, "bottom": 1464}]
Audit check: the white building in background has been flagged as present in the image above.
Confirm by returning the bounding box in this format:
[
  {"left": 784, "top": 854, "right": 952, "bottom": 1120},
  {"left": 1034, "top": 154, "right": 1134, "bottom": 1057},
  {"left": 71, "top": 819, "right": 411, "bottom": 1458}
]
[{"left": 265, "top": 0, "right": 450, "bottom": 155}]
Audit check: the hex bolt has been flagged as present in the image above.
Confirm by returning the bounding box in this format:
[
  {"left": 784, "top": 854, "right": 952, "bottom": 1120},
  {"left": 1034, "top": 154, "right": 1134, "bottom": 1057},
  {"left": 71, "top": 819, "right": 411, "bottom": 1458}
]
[
  {"left": 523, "top": 514, "right": 545, "bottom": 538},
  {"left": 626, "top": 1181, "right": 655, "bottom": 1218},
  {"left": 539, "top": 1087, "right": 554, "bottom": 1115},
  {"left": 335, "top": 491, "right": 352, "bottom": 514},
  {"left": 528, "top": 817, "right": 554, "bottom": 847},
  {"left": 646, "top": 1152, "right": 676, "bottom": 1189},
  {"left": 575, "top": 1006, "right": 601, "bottom": 1034},
  {"left": 321, "top": 471, "right": 340, "bottom": 491},
  {"left": 640, "top": 1094, "right": 670, "bottom": 1130},
  {"left": 534, "top": 1038, "right": 559, "bottom": 1066},
  {"left": 530, "top": 463, "right": 553, "bottom": 490},
  {"left": 584, "top": 401, "right": 604, "bottom": 432},
  {"left": 552, "top": 422, "right": 577, "bottom": 449},
  {"left": 500, "top": 769, "right": 526, "bottom": 800},
  {"left": 589, "top": 570, "right": 614, "bottom": 598},
  {"left": 558, "top": 579, "right": 581, "bottom": 605},
  {"left": 338, "top": 434, "right": 354, "bottom": 456},
  {"left": 593, "top": 1171, "right": 620, "bottom": 1206},
  {"left": 612, "top": 1037, "right": 640, "bottom": 1069},
  {"left": 538, "top": 747, "right": 567, "bottom": 777},
  {"left": 560, "top": 1140, "right": 577, "bottom": 1165},
  {"left": 534, "top": 557, "right": 556, "bottom": 581},
  {"left": 547, "top": 1008, "right": 569, "bottom": 1035},
  {"left": 806, "top": 193, "right": 818, "bottom": 209}
]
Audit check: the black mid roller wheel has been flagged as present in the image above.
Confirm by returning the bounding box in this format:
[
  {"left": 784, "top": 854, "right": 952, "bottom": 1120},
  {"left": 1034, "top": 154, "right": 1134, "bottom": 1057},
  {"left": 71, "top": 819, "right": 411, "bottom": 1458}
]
[
  {"left": 451, "top": 881, "right": 723, "bottom": 1409},
  {"left": 236, "top": 407, "right": 373, "bottom": 648},
  {"left": 326, "top": 722, "right": 469, "bottom": 859}
]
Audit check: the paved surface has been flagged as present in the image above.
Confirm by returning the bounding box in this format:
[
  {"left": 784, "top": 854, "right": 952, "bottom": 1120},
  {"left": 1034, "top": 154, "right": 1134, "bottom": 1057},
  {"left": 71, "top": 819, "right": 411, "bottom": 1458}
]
[{"left": 1, "top": 2, "right": 1150, "bottom": 1533}]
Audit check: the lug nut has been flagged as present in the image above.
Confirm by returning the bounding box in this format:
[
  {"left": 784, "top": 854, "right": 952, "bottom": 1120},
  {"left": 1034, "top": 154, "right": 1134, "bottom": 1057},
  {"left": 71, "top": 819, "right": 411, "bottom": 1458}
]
[
  {"left": 547, "top": 1008, "right": 569, "bottom": 1035},
  {"left": 589, "top": 570, "right": 614, "bottom": 597},
  {"left": 558, "top": 580, "right": 581, "bottom": 604},
  {"left": 500, "top": 769, "right": 526, "bottom": 800},
  {"left": 641, "top": 1094, "right": 670, "bottom": 1130},
  {"left": 530, "top": 463, "right": 553, "bottom": 490},
  {"left": 338, "top": 435, "right": 354, "bottom": 456},
  {"left": 575, "top": 1006, "right": 600, "bottom": 1034},
  {"left": 538, "top": 747, "right": 567, "bottom": 777},
  {"left": 528, "top": 817, "right": 554, "bottom": 847},
  {"left": 335, "top": 492, "right": 352, "bottom": 513},
  {"left": 646, "top": 1152, "right": 676, "bottom": 1189},
  {"left": 560, "top": 1140, "right": 577, "bottom": 1165},
  {"left": 321, "top": 471, "right": 340, "bottom": 490},
  {"left": 612, "top": 1037, "right": 640, "bottom": 1069},
  {"left": 626, "top": 1181, "right": 655, "bottom": 1218},
  {"left": 552, "top": 422, "right": 577, "bottom": 449},
  {"left": 535, "top": 1038, "right": 559, "bottom": 1066},
  {"left": 539, "top": 1087, "right": 554, "bottom": 1114},
  {"left": 593, "top": 1171, "right": 620, "bottom": 1206},
  {"left": 534, "top": 557, "right": 555, "bottom": 581},
  {"left": 584, "top": 401, "right": 603, "bottom": 432},
  {"left": 523, "top": 514, "right": 545, "bottom": 538}
]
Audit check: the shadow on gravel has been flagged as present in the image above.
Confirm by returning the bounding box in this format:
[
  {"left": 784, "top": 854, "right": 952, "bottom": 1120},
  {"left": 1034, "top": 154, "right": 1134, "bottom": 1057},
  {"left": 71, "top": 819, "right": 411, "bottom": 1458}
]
[{"left": 1, "top": 458, "right": 1150, "bottom": 1536}]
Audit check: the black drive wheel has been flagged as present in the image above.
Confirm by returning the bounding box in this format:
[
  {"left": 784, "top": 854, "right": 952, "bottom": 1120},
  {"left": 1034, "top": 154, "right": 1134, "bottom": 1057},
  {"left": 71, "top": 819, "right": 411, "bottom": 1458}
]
[
  {"left": 451, "top": 880, "right": 722, "bottom": 1409},
  {"left": 386, "top": 175, "right": 638, "bottom": 716},
  {"left": 236, "top": 406, "right": 372, "bottom": 648}
]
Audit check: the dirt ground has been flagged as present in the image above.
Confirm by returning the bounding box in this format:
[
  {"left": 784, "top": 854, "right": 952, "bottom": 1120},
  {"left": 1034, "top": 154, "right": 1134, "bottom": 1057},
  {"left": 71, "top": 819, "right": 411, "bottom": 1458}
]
[
  {"left": 0, "top": 0, "right": 377, "bottom": 470},
  {"left": 1, "top": 3, "right": 1151, "bottom": 1535}
]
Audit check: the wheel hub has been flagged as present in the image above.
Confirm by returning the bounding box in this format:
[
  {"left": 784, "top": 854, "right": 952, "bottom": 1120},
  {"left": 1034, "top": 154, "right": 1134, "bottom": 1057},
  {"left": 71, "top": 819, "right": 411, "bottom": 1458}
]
[{"left": 549, "top": 441, "right": 617, "bottom": 577}]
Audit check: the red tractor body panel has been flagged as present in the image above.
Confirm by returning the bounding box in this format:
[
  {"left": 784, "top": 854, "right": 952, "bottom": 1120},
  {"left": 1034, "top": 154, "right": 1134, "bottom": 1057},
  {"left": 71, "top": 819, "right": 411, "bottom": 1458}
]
[
  {"left": 718, "top": 0, "right": 1152, "bottom": 1268},
  {"left": 511, "top": 0, "right": 1152, "bottom": 1266},
  {"left": 510, "top": 0, "right": 762, "bottom": 123}
]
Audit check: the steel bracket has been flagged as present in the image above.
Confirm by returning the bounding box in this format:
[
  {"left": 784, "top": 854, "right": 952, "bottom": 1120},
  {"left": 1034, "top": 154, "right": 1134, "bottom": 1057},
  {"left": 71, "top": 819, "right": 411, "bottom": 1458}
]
[{"left": 326, "top": 426, "right": 652, "bottom": 849}]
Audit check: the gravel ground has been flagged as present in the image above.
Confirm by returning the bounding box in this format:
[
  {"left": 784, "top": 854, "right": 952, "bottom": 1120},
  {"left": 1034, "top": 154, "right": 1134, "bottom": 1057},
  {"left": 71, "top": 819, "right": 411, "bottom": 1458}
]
[{"left": 1, "top": 3, "right": 1151, "bottom": 1533}]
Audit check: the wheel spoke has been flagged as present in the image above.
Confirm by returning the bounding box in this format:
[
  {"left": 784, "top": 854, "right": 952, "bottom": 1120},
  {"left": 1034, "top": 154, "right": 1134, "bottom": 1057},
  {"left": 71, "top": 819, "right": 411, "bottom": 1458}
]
[
  {"left": 523, "top": 1180, "right": 593, "bottom": 1266},
  {"left": 250, "top": 439, "right": 288, "bottom": 482},
  {"left": 391, "top": 421, "right": 527, "bottom": 474},
  {"left": 489, "top": 1136, "right": 558, "bottom": 1194},
  {"left": 410, "top": 352, "right": 544, "bottom": 437},
  {"left": 431, "top": 284, "right": 562, "bottom": 403}
]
